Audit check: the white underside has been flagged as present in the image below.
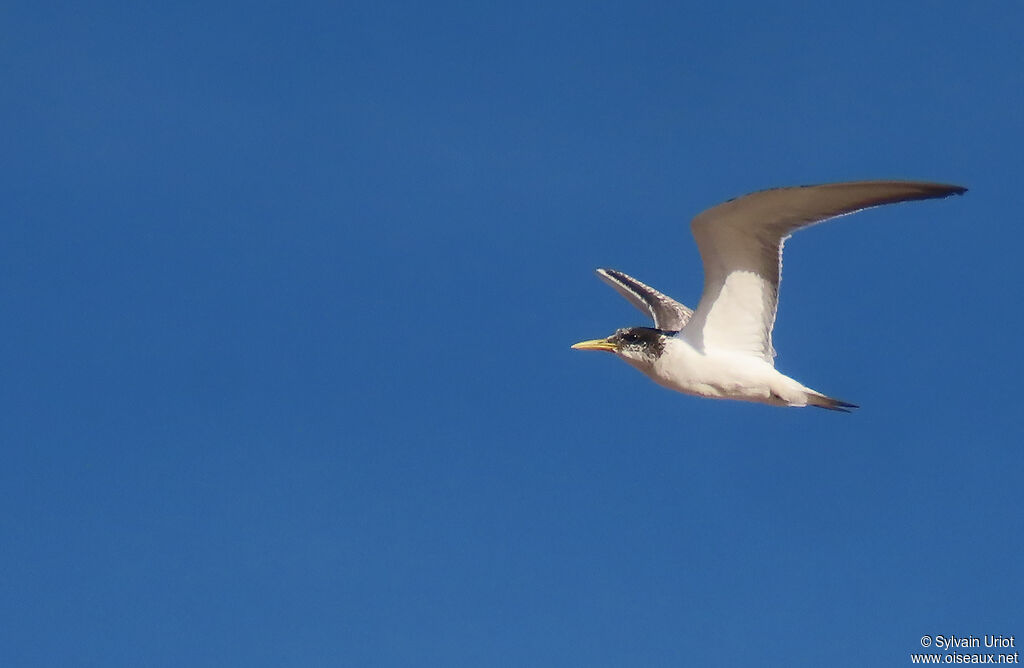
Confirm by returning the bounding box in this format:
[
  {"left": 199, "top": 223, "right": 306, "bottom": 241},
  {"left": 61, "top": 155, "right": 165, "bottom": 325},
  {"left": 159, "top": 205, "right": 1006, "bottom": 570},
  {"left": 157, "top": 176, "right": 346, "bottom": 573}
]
[{"left": 633, "top": 337, "right": 822, "bottom": 407}]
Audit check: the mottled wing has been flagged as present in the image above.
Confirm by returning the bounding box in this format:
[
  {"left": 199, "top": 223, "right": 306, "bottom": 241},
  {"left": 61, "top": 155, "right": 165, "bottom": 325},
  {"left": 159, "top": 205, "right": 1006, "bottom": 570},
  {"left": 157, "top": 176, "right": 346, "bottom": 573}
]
[
  {"left": 680, "top": 180, "right": 967, "bottom": 363},
  {"left": 596, "top": 268, "right": 693, "bottom": 331}
]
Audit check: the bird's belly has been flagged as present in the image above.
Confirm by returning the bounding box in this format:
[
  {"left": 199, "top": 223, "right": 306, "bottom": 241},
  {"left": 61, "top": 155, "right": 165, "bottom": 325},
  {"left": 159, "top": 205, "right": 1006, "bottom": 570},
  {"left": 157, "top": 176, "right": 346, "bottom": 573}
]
[{"left": 652, "top": 348, "right": 783, "bottom": 404}]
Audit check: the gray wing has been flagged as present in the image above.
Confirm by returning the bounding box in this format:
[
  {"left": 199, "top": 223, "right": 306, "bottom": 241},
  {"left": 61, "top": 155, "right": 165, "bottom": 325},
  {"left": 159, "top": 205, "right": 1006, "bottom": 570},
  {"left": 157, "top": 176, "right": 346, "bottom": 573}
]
[
  {"left": 682, "top": 180, "right": 967, "bottom": 362},
  {"left": 596, "top": 268, "right": 693, "bottom": 331}
]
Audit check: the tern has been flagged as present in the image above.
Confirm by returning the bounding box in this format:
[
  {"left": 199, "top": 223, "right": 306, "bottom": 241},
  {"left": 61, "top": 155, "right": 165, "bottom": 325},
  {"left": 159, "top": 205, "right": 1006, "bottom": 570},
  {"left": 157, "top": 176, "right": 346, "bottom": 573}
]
[{"left": 572, "top": 180, "right": 966, "bottom": 411}]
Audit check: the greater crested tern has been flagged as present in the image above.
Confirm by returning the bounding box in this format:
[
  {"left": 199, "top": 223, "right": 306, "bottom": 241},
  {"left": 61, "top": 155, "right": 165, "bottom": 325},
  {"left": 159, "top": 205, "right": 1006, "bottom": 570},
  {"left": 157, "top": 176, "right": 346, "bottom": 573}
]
[{"left": 572, "top": 180, "right": 967, "bottom": 411}]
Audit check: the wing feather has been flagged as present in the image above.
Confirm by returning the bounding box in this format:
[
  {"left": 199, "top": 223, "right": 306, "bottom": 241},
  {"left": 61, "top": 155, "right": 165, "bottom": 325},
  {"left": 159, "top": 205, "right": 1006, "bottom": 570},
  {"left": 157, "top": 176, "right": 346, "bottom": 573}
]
[
  {"left": 680, "top": 180, "right": 967, "bottom": 362},
  {"left": 596, "top": 268, "right": 693, "bottom": 331}
]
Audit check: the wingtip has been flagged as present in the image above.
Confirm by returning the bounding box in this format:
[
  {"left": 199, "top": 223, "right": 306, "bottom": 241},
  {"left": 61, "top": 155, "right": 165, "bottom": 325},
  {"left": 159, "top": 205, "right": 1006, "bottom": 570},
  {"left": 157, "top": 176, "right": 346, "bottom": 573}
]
[
  {"left": 595, "top": 267, "right": 627, "bottom": 284},
  {"left": 935, "top": 182, "right": 967, "bottom": 197}
]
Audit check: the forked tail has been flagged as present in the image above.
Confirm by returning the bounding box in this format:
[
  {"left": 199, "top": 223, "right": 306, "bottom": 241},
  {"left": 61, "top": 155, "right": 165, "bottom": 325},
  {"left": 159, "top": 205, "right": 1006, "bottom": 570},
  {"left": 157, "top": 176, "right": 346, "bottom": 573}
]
[{"left": 806, "top": 392, "right": 859, "bottom": 413}]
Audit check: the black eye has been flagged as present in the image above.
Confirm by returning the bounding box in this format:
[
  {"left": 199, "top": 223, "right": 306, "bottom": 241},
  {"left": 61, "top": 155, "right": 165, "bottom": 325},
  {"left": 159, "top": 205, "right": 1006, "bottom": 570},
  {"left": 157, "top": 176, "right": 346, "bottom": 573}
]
[{"left": 623, "top": 332, "right": 638, "bottom": 343}]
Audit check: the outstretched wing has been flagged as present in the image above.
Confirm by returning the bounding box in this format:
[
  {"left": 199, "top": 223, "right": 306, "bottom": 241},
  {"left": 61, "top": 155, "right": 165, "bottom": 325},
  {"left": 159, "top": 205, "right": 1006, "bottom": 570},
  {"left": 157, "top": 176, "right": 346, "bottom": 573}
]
[
  {"left": 596, "top": 268, "right": 693, "bottom": 331},
  {"left": 680, "top": 180, "right": 967, "bottom": 363}
]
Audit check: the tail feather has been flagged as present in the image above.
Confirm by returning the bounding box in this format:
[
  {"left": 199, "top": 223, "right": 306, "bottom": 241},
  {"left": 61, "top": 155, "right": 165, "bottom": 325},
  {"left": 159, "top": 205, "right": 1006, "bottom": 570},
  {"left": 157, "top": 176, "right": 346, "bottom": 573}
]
[{"left": 806, "top": 393, "right": 859, "bottom": 413}]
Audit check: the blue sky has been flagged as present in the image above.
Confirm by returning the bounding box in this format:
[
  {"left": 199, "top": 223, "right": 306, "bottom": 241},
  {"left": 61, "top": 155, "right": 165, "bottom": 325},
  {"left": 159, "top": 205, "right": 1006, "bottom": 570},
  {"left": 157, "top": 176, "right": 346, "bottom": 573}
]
[{"left": 2, "top": 1, "right": 1021, "bottom": 665}]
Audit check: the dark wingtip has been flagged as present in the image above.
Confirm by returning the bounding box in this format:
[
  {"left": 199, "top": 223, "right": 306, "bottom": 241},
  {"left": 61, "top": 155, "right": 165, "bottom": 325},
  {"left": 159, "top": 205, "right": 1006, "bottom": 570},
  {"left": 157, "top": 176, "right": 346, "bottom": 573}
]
[{"left": 901, "top": 181, "right": 967, "bottom": 201}]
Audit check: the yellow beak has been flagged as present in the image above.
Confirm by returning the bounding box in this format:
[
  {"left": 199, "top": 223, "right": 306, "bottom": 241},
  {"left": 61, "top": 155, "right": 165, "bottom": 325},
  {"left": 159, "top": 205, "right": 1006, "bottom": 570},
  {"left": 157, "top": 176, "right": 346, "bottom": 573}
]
[{"left": 571, "top": 338, "right": 617, "bottom": 352}]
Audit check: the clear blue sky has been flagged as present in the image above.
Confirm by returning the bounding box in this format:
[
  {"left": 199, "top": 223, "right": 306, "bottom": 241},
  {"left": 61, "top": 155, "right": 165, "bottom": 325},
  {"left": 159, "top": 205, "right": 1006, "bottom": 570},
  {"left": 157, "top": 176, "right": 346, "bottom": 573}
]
[{"left": 2, "top": 1, "right": 1021, "bottom": 666}]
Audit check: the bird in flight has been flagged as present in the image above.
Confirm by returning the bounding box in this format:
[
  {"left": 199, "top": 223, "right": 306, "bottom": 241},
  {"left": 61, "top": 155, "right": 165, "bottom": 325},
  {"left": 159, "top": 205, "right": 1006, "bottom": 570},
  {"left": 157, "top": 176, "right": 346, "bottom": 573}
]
[{"left": 572, "top": 180, "right": 966, "bottom": 411}]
